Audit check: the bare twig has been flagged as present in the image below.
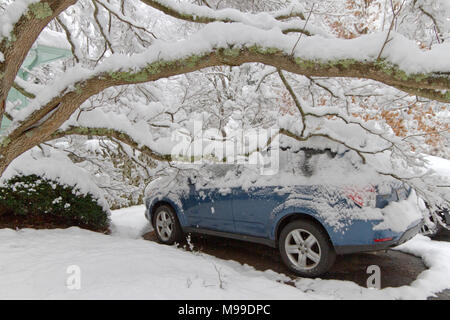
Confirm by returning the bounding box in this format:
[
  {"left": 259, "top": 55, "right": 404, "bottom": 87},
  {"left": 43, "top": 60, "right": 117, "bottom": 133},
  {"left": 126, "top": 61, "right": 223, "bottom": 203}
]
[
  {"left": 418, "top": 6, "right": 444, "bottom": 43},
  {"left": 56, "top": 16, "right": 80, "bottom": 63},
  {"left": 12, "top": 81, "right": 36, "bottom": 99},
  {"left": 290, "top": 4, "right": 315, "bottom": 56},
  {"left": 377, "top": 0, "right": 406, "bottom": 60},
  {"left": 95, "top": 0, "right": 158, "bottom": 39},
  {"left": 92, "top": 0, "right": 115, "bottom": 56}
]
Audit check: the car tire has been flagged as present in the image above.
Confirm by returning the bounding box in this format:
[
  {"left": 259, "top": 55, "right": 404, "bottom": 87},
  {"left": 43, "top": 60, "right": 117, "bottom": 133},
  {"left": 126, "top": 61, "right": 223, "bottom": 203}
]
[
  {"left": 279, "top": 220, "right": 336, "bottom": 277},
  {"left": 153, "top": 205, "right": 183, "bottom": 245}
]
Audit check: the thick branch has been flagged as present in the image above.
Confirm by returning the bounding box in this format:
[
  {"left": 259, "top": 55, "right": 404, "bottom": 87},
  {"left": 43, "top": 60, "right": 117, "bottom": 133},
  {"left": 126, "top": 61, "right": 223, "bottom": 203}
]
[
  {"left": 49, "top": 126, "right": 172, "bottom": 161},
  {"left": 8, "top": 46, "right": 450, "bottom": 143},
  {"left": 2, "top": 42, "right": 450, "bottom": 175}
]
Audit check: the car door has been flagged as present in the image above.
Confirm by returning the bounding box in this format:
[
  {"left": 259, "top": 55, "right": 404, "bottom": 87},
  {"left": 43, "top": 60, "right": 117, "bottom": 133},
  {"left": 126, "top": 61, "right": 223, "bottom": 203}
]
[
  {"left": 231, "top": 165, "right": 285, "bottom": 238},
  {"left": 183, "top": 165, "right": 235, "bottom": 233},
  {"left": 231, "top": 148, "right": 315, "bottom": 238}
]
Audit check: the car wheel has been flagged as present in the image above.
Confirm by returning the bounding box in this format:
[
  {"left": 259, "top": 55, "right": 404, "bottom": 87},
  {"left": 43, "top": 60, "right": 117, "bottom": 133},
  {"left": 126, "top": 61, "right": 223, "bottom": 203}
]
[
  {"left": 279, "top": 220, "right": 336, "bottom": 277},
  {"left": 153, "top": 205, "right": 183, "bottom": 245}
]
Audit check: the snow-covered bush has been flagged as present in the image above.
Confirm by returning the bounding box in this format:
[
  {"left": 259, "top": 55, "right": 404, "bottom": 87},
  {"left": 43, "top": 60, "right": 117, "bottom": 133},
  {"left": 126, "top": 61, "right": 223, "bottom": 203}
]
[
  {"left": 0, "top": 174, "right": 109, "bottom": 231},
  {"left": 0, "top": 147, "right": 110, "bottom": 231}
]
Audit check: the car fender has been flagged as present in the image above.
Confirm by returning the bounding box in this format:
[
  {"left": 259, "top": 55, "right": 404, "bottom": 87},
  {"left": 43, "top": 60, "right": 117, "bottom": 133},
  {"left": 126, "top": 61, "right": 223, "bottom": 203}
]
[
  {"left": 269, "top": 199, "right": 338, "bottom": 244},
  {"left": 146, "top": 193, "right": 188, "bottom": 227}
]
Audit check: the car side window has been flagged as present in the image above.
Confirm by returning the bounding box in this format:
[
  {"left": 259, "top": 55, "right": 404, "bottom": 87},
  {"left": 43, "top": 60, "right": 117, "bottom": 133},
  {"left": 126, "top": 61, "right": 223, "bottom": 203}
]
[
  {"left": 193, "top": 164, "right": 237, "bottom": 188},
  {"left": 211, "top": 164, "right": 235, "bottom": 177}
]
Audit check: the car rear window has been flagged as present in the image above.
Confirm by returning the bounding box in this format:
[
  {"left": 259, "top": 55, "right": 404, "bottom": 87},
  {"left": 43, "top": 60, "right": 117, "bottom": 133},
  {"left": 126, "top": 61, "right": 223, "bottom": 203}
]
[
  {"left": 279, "top": 148, "right": 337, "bottom": 176},
  {"left": 202, "top": 164, "right": 236, "bottom": 177}
]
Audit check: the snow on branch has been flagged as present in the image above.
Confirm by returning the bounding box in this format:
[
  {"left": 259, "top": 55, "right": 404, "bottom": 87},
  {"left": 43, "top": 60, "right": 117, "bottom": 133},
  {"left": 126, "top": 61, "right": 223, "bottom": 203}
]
[
  {"left": 50, "top": 126, "right": 172, "bottom": 162},
  {"left": 139, "top": 0, "right": 319, "bottom": 36},
  {"left": 140, "top": 0, "right": 307, "bottom": 23}
]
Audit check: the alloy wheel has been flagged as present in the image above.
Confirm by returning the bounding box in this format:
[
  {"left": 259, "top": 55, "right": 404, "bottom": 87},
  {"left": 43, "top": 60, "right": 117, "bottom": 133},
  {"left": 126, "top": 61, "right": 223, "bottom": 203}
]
[
  {"left": 284, "top": 228, "right": 322, "bottom": 270},
  {"left": 156, "top": 210, "right": 173, "bottom": 241}
]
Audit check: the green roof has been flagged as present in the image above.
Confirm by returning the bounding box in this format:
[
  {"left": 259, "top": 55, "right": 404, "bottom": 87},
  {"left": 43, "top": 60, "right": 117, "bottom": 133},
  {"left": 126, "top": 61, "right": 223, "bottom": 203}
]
[{"left": 2, "top": 44, "right": 72, "bottom": 133}]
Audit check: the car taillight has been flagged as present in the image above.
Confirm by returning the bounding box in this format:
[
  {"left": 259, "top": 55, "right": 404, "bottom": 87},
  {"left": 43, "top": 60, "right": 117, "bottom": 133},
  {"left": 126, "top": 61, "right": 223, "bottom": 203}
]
[
  {"left": 374, "top": 237, "right": 393, "bottom": 242},
  {"left": 345, "top": 186, "right": 376, "bottom": 208}
]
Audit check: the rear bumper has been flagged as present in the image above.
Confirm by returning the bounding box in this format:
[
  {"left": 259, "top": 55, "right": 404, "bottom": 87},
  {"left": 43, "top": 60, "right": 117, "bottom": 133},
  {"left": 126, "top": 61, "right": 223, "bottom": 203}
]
[{"left": 334, "top": 220, "right": 423, "bottom": 255}]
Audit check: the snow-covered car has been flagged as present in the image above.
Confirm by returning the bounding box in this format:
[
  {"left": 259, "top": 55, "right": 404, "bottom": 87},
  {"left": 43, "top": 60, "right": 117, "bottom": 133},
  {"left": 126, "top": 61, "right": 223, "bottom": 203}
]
[{"left": 144, "top": 147, "right": 424, "bottom": 277}]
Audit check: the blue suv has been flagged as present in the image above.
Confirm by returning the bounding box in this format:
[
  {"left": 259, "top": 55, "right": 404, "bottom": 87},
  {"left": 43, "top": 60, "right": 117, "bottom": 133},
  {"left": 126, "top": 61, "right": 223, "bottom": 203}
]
[{"left": 144, "top": 147, "right": 423, "bottom": 277}]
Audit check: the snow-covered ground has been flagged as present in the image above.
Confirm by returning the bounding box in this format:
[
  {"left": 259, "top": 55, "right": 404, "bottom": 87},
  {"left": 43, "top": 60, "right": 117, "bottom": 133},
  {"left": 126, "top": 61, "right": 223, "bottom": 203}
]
[{"left": 0, "top": 205, "right": 449, "bottom": 299}]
